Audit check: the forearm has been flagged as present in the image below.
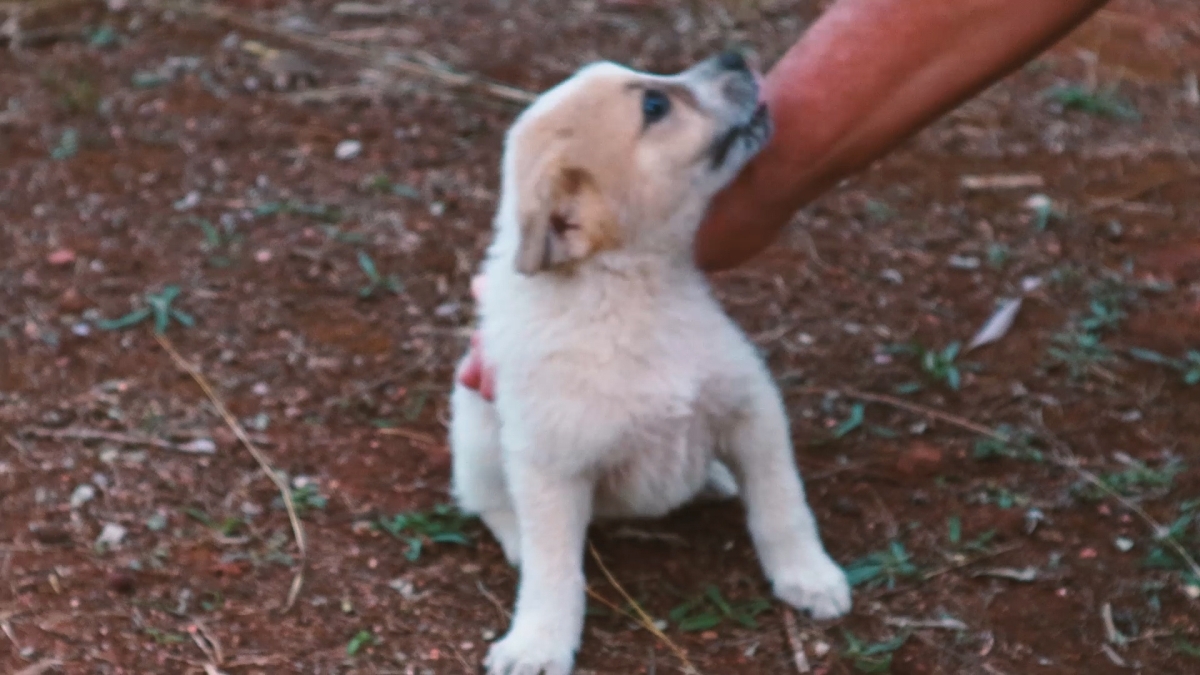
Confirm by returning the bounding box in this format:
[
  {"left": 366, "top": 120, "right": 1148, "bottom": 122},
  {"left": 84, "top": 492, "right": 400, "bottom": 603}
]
[{"left": 696, "top": 0, "right": 1109, "bottom": 271}]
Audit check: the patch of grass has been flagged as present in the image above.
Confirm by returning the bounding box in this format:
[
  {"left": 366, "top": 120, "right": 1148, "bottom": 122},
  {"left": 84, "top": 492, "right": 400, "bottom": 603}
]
[
  {"left": 357, "top": 250, "right": 403, "bottom": 298},
  {"left": 1044, "top": 83, "right": 1141, "bottom": 121},
  {"left": 972, "top": 425, "right": 1043, "bottom": 462},
  {"left": 1128, "top": 348, "right": 1200, "bottom": 386},
  {"left": 667, "top": 585, "right": 771, "bottom": 632},
  {"left": 377, "top": 505, "right": 474, "bottom": 561},
  {"left": 844, "top": 541, "right": 920, "bottom": 590},
  {"left": 840, "top": 630, "right": 909, "bottom": 673},
  {"left": 96, "top": 285, "right": 195, "bottom": 334},
  {"left": 346, "top": 629, "right": 375, "bottom": 656}
]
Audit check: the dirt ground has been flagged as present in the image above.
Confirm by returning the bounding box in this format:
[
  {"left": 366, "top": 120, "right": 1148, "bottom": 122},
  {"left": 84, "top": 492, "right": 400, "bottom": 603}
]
[{"left": 2, "top": 0, "right": 1199, "bottom": 673}]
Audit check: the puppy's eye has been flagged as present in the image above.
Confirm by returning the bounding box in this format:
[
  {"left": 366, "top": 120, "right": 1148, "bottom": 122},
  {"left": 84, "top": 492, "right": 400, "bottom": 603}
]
[{"left": 642, "top": 89, "right": 671, "bottom": 124}]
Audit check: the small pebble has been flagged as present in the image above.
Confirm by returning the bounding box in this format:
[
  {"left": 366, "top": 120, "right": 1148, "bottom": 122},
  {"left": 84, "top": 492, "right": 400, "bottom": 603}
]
[
  {"left": 47, "top": 248, "right": 77, "bottom": 266},
  {"left": 1113, "top": 537, "right": 1134, "bottom": 552},
  {"left": 70, "top": 484, "right": 96, "bottom": 508},
  {"left": 335, "top": 139, "right": 363, "bottom": 160}
]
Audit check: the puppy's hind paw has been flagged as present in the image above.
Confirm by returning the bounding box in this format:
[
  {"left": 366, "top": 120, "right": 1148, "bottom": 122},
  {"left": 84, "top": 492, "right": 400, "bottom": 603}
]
[
  {"left": 484, "top": 631, "right": 574, "bottom": 675},
  {"left": 772, "top": 553, "right": 852, "bottom": 620}
]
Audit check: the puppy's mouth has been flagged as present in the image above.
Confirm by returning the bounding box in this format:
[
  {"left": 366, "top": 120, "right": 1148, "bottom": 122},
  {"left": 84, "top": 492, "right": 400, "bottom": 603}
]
[{"left": 708, "top": 102, "right": 771, "bottom": 170}]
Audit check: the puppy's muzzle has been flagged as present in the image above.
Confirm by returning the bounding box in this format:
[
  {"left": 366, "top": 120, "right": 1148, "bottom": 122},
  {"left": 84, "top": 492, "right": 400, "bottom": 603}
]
[{"left": 690, "top": 49, "right": 772, "bottom": 168}]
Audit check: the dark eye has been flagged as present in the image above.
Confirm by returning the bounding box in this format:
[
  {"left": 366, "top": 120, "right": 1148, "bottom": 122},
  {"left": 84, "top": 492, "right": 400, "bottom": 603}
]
[{"left": 642, "top": 89, "right": 671, "bottom": 124}]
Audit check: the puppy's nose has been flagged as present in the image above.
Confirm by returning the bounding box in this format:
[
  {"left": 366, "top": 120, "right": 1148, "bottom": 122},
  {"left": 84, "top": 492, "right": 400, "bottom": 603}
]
[{"left": 716, "top": 50, "right": 748, "bottom": 72}]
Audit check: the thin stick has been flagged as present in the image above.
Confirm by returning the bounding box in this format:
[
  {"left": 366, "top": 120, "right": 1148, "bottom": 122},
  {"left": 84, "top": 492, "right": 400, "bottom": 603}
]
[
  {"left": 476, "top": 580, "right": 511, "bottom": 622},
  {"left": 155, "top": 334, "right": 307, "bottom": 612},
  {"left": 781, "top": 608, "right": 812, "bottom": 673},
  {"left": 19, "top": 426, "right": 215, "bottom": 454},
  {"left": 1054, "top": 452, "right": 1200, "bottom": 581},
  {"left": 587, "top": 542, "right": 700, "bottom": 675},
  {"left": 161, "top": 1, "right": 536, "bottom": 105},
  {"left": 796, "top": 386, "right": 1000, "bottom": 439}
]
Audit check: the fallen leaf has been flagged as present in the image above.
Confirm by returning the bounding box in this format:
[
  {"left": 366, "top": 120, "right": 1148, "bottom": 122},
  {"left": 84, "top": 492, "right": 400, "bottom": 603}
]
[{"left": 966, "top": 297, "right": 1023, "bottom": 351}]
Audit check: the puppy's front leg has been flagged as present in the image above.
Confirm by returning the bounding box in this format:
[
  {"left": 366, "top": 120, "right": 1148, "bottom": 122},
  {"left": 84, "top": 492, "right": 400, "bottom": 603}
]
[
  {"left": 726, "top": 383, "right": 851, "bottom": 620},
  {"left": 485, "top": 464, "right": 593, "bottom": 675}
]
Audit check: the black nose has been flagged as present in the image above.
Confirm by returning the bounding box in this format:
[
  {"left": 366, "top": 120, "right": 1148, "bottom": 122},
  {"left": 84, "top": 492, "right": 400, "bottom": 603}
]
[{"left": 716, "top": 50, "right": 748, "bottom": 72}]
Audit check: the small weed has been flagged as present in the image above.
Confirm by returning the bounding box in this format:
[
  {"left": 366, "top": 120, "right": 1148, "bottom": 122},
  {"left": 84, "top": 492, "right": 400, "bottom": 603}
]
[
  {"left": 972, "top": 425, "right": 1043, "bottom": 462},
  {"left": 275, "top": 483, "right": 327, "bottom": 517},
  {"left": 1177, "top": 640, "right": 1200, "bottom": 660},
  {"left": 1048, "top": 329, "right": 1115, "bottom": 378},
  {"left": 377, "top": 505, "right": 474, "bottom": 561},
  {"left": 1079, "top": 298, "right": 1126, "bottom": 333},
  {"left": 840, "top": 630, "right": 909, "bottom": 673},
  {"left": 832, "top": 403, "right": 865, "bottom": 439},
  {"left": 845, "top": 541, "right": 919, "bottom": 590},
  {"left": 1044, "top": 83, "right": 1141, "bottom": 121},
  {"left": 1078, "top": 457, "right": 1184, "bottom": 500},
  {"left": 254, "top": 200, "right": 343, "bottom": 223},
  {"left": 97, "top": 285, "right": 195, "bottom": 334},
  {"left": 986, "top": 243, "right": 1011, "bottom": 269},
  {"left": 667, "top": 585, "right": 771, "bottom": 631},
  {"left": 50, "top": 128, "right": 79, "bottom": 160},
  {"left": 1026, "top": 194, "right": 1064, "bottom": 232},
  {"left": 980, "top": 487, "right": 1027, "bottom": 510},
  {"left": 947, "top": 518, "right": 998, "bottom": 553},
  {"left": 864, "top": 199, "right": 895, "bottom": 223},
  {"left": 361, "top": 173, "right": 421, "bottom": 199},
  {"left": 1128, "top": 348, "right": 1200, "bottom": 385},
  {"left": 887, "top": 341, "right": 966, "bottom": 390},
  {"left": 183, "top": 507, "right": 244, "bottom": 537},
  {"left": 144, "top": 626, "right": 187, "bottom": 645},
  {"left": 1140, "top": 500, "right": 1198, "bottom": 575},
  {"left": 357, "top": 251, "right": 403, "bottom": 298},
  {"left": 86, "top": 25, "right": 121, "bottom": 49},
  {"left": 346, "top": 629, "right": 375, "bottom": 656},
  {"left": 189, "top": 216, "right": 241, "bottom": 267}
]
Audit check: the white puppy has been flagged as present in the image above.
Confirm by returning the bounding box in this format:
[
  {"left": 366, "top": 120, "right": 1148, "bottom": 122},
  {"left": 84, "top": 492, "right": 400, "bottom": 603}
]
[{"left": 449, "top": 51, "right": 851, "bottom": 675}]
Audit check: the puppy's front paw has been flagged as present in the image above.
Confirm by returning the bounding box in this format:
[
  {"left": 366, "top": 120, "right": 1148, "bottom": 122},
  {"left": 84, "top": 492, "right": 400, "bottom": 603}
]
[
  {"left": 772, "top": 553, "right": 852, "bottom": 620},
  {"left": 484, "top": 631, "right": 574, "bottom": 675}
]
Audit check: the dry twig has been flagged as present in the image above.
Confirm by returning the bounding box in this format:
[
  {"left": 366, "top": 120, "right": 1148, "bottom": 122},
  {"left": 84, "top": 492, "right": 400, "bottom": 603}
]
[
  {"left": 587, "top": 542, "right": 700, "bottom": 675},
  {"left": 781, "top": 608, "right": 812, "bottom": 673},
  {"left": 155, "top": 334, "right": 308, "bottom": 612},
  {"left": 19, "top": 426, "right": 215, "bottom": 454}
]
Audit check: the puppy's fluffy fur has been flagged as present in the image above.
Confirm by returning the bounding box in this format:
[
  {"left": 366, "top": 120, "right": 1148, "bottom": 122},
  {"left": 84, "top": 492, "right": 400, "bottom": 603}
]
[{"left": 450, "top": 53, "right": 851, "bottom": 675}]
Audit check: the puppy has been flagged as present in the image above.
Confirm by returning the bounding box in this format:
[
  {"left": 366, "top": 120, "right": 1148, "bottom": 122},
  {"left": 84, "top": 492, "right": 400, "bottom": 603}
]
[{"left": 450, "top": 51, "right": 851, "bottom": 675}]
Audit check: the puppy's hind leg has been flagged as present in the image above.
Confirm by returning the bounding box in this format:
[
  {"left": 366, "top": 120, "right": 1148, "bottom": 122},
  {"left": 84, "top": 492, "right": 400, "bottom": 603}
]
[
  {"left": 723, "top": 375, "right": 851, "bottom": 620},
  {"left": 449, "top": 381, "right": 520, "bottom": 565}
]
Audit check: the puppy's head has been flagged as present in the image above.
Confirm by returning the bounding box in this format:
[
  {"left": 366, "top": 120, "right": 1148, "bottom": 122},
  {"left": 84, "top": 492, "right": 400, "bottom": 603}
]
[{"left": 501, "top": 51, "right": 772, "bottom": 275}]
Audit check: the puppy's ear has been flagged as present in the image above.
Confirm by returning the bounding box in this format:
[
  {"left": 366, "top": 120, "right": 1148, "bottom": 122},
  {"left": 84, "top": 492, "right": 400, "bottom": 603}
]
[{"left": 514, "top": 162, "right": 620, "bottom": 275}]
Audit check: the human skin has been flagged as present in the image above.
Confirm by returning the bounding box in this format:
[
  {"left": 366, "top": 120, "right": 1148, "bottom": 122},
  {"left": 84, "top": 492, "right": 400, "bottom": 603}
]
[{"left": 458, "top": 0, "right": 1111, "bottom": 400}]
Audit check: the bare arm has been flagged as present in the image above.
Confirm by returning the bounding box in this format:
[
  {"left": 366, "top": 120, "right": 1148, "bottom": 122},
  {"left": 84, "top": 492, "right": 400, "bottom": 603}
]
[{"left": 694, "top": 0, "right": 1110, "bottom": 271}]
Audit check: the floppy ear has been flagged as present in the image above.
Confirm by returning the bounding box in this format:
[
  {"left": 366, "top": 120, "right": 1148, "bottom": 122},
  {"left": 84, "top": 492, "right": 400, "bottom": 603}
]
[{"left": 514, "top": 162, "right": 620, "bottom": 275}]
